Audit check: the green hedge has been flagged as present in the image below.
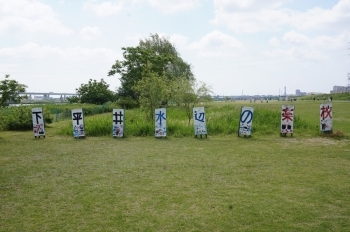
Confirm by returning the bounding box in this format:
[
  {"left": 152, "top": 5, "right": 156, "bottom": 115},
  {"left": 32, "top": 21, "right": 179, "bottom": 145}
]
[{"left": 0, "top": 106, "right": 53, "bottom": 131}]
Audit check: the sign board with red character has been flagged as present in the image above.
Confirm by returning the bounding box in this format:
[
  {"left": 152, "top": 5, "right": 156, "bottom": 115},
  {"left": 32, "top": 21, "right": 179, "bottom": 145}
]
[
  {"left": 112, "top": 109, "right": 124, "bottom": 137},
  {"left": 32, "top": 107, "right": 45, "bottom": 138},
  {"left": 281, "top": 105, "right": 294, "bottom": 136},
  {"left": 71, "top": 109, "right": 85, "bottom": 138},
  {"left": 155, "top": 108, "right": 167, "bottom": 137},
  {"left": 320, "top": 103, "right": 332, "bottom": 132}
]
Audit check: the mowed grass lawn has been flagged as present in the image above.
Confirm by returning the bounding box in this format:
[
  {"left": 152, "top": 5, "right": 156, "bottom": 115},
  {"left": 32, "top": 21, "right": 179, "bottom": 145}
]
[{"left": 1, "top": 100, "right": 350, "bottom": 231}]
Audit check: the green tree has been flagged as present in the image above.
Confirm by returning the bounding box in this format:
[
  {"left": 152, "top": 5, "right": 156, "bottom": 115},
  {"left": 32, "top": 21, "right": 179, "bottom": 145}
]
[
  {"left": 108, "top": 34, "right": 193, "bottom": 103},
  {"left": 132, "top": 64, "right": 170, "bottom": 120},
  {"left": 171, "top": 77, "right": 212, "bottom": 124},
  {"left": 76, "top": 79, "right": 116, "bottom": 105},
  {"left": 0, "top": 74, "right": 27, "bottom": 107},
  {"left": 66, "top": 96, "right": 80, "bottom": 104},
  {"left": 139, "top": 34, "right": 194, "bottom": 81}
]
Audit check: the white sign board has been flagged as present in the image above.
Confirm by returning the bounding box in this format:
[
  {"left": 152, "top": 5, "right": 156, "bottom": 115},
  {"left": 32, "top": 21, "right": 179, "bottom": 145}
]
[
  {"left": 112, "top": 109, "right": 124, "bottom": 137},
  {"left": 72, "top": 109, "right": 85, "bottom": 137},
  {"left": 320, "top": 103, "right": 332, "bottom": 132},
  {"left": 32, "top": 107, "right": 45, "bottom": 137},
  {"left": 281, "top": 105, "right": 294, "bottom": 134},
  {"left": 193, "top": 107, "right": 207, "bottom": 135},
  {"left": 239, "top": 106, "right": 254, "bottom": 136},
  {"left": 155, "top": 108, "right": 166, "bottom": 137}
]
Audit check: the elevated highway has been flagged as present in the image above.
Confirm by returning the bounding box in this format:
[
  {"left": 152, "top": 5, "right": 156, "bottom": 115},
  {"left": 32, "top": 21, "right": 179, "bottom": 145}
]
[{"left": 20, "top": 92, "right": 78, "bottom": 100}]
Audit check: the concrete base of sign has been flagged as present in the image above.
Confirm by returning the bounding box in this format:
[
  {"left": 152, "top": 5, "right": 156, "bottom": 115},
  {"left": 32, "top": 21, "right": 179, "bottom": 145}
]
[
  {"left": 74, "top": 136, "right": 85, "bottom": 139},
  {"left": 237, "top": 132, "right": 251, "bottom": 138},
  {"left": 280, "top": 132, "right": 293, "bottom": 137},
  {"left": 238, "top": 135, "right": 251, "bottom": 138},
  {"left": 195, "top": 134, "right": 207, "bottom": 139},
  {"left": 155, "top": 136, "right": 167, "bottom": 139},
  {"left": 34, "top": 135, "right": 45, "bottom": 139}
]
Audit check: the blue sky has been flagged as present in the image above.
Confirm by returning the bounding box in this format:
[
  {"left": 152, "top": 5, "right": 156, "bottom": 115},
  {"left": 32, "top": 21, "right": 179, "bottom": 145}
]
[{"left": 0, "top": 0, "right": 349, "bottom": 96}]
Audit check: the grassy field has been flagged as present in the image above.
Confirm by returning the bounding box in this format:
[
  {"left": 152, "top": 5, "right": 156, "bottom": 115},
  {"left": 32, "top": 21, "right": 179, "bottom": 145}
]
[{"left": 1, "top": 100, "right": 350, "bottom": 231}]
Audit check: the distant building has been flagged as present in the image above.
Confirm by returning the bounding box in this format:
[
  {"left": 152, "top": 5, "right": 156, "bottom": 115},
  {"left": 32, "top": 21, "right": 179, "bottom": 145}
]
[
  {"left": 295, "top": 89, "right": 306, "bottom": 96},
  {"left": 330, "top": 85, "right": 349, "bottom": 94}
]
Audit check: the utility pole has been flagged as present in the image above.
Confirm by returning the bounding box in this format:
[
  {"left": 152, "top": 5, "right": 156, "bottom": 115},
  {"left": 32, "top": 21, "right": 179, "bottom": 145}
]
[{"left": 348, "top": 42, "right": 350, "bottom": 92}]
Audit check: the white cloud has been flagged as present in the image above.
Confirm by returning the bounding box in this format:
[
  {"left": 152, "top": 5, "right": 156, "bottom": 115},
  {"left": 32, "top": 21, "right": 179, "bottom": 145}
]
[
  {"left": 84, "top": 0, "right": 201, "bottom": 16},
  {"left": 263, "top": 46, "right": 327, "bottom": 61},
  {"left": 83, "top": 1, "right": 127, "bottom": 16},
  {"left": 0, "top": 43, "right": 118, "bottom": 61},
  {"left": 61, "top": 46, "right": 118, "bottom": 61},
  {"left": 196, "top": 51, "right": 236, "bottom": 58},
  {"left": 211, "top": 8, "right": 291, "bottom": 33},
  {"left": 188, "top": 30, "right": 243, "bottom": 50},
  {"left": 80, "top": 26, "right": 101, "bottom": 40},
  {"left": 212, "top": 0, "right": 350, "bottom": 33},
  {"left": 283, "top": 31, "right": 310, "bottom": 44},
  {"left": 213, "top": 0, "right": 289, "bottom": 11},
  {"left": 290, "top": 1, "right": 350, "bottom": 30},
  {"left": 0, "top": 0, "right": 73, "bottom": 35},
  {"left": 146, "top": 0, "right": 201, "bottom": 14},
  {"left": 283, "top": 31, "right": 348, "bottom": 49},
  {"left": 186, "top": 30, "right": 243, "bottom": 58},
  {"left": 0, "top": 43, "right": 62, "bottom": 58},
  {"left": 270, "top": 37, "right": 280, "bottom": 46},
  {"left": 264, "top": 31, "right": 349, "bottom": 62},
  {"left": 168, "top": 34, "right": 189, "bottom": 48}
]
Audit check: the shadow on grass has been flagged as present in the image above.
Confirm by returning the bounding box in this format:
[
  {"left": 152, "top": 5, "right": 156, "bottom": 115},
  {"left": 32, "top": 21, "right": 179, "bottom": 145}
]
[{"left": 319, "top": 130, "right": 349, "bottom": 140}]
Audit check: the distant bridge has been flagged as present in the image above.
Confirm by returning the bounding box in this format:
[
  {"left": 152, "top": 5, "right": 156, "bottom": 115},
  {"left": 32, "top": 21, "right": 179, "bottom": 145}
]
[{"left": 20, "top": 92, "right": 78, "bottom": 100}]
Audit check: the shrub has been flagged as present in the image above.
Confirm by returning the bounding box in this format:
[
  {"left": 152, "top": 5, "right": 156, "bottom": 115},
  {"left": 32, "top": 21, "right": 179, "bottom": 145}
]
[
  {"left": 117, "top": 96, "right": 139, "bottom": 109},
  {"left": 1, "top": 106, "right": 53, "bottom": 131}
]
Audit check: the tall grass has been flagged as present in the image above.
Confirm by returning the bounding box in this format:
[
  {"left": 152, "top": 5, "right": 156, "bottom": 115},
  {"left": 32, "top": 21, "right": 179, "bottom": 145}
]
[
  {"left": 58, "top": 105, "right": 314, "bottom": 137},
  {"left": 46, "top": 102, "right": 119, "bottom": 122}
]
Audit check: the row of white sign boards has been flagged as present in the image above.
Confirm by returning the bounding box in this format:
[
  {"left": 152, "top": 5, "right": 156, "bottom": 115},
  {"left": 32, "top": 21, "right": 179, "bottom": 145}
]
[{"left": 31, "top": 103, "right": 333, "bottom": 138}]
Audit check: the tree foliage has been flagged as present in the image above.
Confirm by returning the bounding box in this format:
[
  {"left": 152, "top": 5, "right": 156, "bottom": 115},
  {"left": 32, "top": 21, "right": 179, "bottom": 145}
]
[
  {"left": 66, "top": 95, "right": 80, "bottom": 104},
  {"left": 132, "top": 64, "right": 170, "bottom": 120},
  {"left": 76, "top": 79, "right": 116, "bottom": 105},
  {"left": 172, "top": 77, "right": 213, "bottom": 124},
  {"left": 0, "top": 74, "right": 27, "bottom": 107},
  {"left": 139, "top": 34, "right": 194, "bottom": 81},
  {"left": 108, "top": 34, "right": 193, "bottom": 102}
]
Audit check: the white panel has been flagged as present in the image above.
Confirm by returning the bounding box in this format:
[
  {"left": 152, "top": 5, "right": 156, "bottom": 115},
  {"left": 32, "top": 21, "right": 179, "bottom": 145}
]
[
  {"left": 320, "top": 103, "right": 333, "bottom": 132},
  {"left": 193, "top": 107, "right": 207, "bottom": 135},
  {"left": 155, "top": 108, "right": 166, "bottom": 137},
  {"left": 281, "top": 105, "right": 294, "bottom": 134},
  {"left": 32, "top": 107, "right": 45, "bottom": 136},
  {"left": 239, "top": 106, "right": 254, "bottom": 136},
  {"left": 112, "top": 109, "right": 124, "bottom": 137},
  {"left": 72, "top": 109, "right": 85, "bottom": 137}
]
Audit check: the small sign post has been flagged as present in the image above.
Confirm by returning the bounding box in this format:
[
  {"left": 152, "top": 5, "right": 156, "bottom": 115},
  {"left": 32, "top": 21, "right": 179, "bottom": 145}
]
[
  {"left": 32, "top": 107, "right": 45, "bottom": 138},
  {"left": 320, "top": 103, "right": 333, "bottom": 133},
  {"left": 238, "top": 106, "right": 254, "bottom": 137},
  {"left": 193, "top": 107, "right": 207, "bottom": 138},
  {"left": 112, "top": 109, "right": 124, "bottom": 138},
  {"left": 72, "top": 109, "right": 85, "bottom": 138},
  {"left": 155, "top": 108, "right": 167, "bottom": 138},
  {"left": 280, "top": 105, "right": 294, "bottom": 137}
]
